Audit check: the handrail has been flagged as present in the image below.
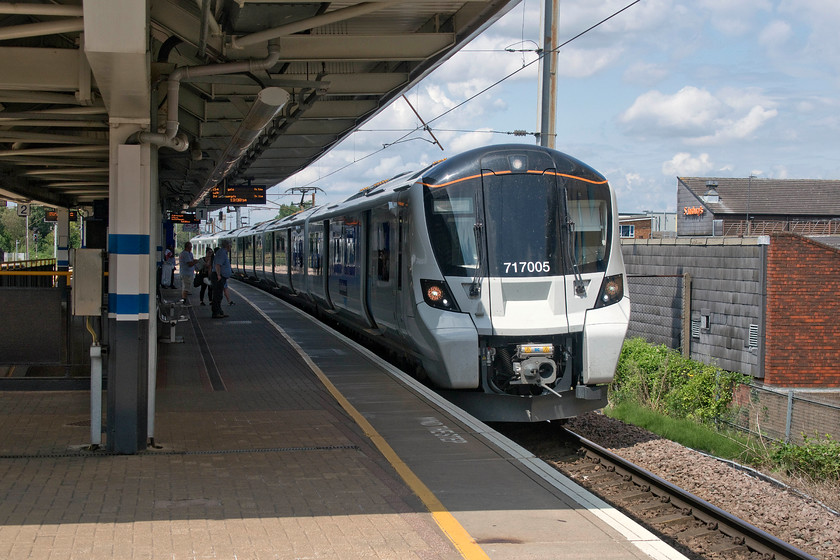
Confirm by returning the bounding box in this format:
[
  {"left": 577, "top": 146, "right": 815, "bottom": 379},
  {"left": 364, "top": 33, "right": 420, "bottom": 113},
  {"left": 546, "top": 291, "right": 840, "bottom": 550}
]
[
  {"left": 0, "top": 270, "right": 71, "bottom": 277},
  {"left": 0, "top": 258, "right": 57, "bottom": 270},
  {"left": 0, "top": 260, "right": 66, "bottom": 287}
]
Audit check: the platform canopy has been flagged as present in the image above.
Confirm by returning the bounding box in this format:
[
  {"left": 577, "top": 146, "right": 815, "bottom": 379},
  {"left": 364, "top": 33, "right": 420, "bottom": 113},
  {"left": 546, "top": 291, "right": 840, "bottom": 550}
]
[{"left": 0, "top": 0, "right": 519, "bottom": 213}]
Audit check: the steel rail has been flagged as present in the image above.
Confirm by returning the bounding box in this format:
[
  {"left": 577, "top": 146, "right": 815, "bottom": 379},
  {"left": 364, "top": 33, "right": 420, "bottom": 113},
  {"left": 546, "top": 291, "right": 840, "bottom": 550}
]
[{"left": 565, "top": 428, "right": 820, "bottom": 560}]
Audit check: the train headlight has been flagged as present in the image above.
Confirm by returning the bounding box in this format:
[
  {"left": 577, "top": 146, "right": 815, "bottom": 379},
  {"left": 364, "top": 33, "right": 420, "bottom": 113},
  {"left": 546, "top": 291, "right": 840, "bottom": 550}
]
[
  {"left": 509, "top": 155, "right": 527, "bottom": 171},
  {"left": 595, "top": 274, "right": 624, "bottom": 308},
  {"left": 420, "top": 279, "right": 461, "bottom": 312}
]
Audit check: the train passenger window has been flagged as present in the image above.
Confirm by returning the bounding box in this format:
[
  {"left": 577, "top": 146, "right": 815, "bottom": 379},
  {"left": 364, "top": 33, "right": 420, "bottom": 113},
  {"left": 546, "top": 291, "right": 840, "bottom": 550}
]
[
  {"left": 292, "top": 229, "right": 304, "bottom": 270},
  {"left": 244, "top": 237, "right": 253, "bottom": 270},
  {"left": 376, "top": 222, "right": 391, "bottom": 282},
  {"left": 308, "top": 231, "right": 323, "bottom": 276},
  {"left": 275, "top": 234, "right": 286, "bottom": 267},
  {"left": 344, "top": 225, "right": 357, "bottom": 270}
]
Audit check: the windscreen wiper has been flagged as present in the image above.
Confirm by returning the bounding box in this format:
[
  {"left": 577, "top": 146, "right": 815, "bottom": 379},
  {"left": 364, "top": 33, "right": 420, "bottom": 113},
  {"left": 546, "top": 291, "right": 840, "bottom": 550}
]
[
  {"left": 565, "top": 217, "right": 587, "bottom": 296},
  {"left": 470, "top": 221, "right": 484, "bottom": 297}
]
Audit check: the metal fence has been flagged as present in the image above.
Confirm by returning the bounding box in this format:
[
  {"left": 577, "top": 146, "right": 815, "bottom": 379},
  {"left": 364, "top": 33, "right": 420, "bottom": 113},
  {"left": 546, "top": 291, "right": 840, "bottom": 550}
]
[
  {"left": 0, "top": 258, "right": 58, "bottom": 287},
  {"left": 730, "top": 385, "right": 840, "bottom": 445}
]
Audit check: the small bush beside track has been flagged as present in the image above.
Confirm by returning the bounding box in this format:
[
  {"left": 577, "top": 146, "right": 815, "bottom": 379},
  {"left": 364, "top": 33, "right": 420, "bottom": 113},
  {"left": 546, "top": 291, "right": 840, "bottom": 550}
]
[{"left": 610, "top": 337, "right": 840, "bottom": 483}]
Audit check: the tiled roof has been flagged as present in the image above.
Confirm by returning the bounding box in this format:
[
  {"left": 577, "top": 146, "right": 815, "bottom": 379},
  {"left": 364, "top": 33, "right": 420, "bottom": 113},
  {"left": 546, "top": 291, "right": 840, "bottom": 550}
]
[{"left": 679, "top": 177, "right": 840, "bottom": 216}]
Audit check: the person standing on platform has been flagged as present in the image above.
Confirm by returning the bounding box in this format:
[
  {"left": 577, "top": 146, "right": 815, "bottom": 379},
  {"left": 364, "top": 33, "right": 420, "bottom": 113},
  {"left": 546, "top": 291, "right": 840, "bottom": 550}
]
[
  {"left": 211, "top": 239, "right": 232, "bottom": 319},
  {"left": 195, "top": 247, "right": 214, "bottom": 305},
  {"left": 178, "top": 241, "right": 197, "bottom": 304}
]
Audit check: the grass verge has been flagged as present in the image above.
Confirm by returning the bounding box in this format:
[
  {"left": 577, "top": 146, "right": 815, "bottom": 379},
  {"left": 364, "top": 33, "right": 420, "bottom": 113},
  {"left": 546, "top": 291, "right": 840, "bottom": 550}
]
[{"left": 605, "top": 401, "right": 765, "bottom": 466}]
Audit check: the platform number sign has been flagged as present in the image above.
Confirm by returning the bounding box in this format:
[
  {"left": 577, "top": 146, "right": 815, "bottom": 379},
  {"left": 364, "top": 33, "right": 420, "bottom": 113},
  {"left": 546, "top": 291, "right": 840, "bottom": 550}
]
[{"left": 16, "top": 203, "right": 30, "bottom": 217}]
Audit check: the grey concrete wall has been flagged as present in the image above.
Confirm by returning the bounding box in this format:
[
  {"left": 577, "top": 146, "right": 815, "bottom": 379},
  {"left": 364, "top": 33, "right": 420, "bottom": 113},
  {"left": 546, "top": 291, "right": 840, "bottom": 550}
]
[{"left": 622, "top": 237, "right": 766, "bottom": 377}]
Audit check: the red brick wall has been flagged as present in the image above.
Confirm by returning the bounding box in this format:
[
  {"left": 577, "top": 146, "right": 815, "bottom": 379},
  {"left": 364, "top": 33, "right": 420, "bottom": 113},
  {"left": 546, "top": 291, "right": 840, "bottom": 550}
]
[
  {"left": 634, "top": 220, "right": 652, "bottom": 239},
  {"left": 765, "top": 233, "right": 840, "bottom": 387}
]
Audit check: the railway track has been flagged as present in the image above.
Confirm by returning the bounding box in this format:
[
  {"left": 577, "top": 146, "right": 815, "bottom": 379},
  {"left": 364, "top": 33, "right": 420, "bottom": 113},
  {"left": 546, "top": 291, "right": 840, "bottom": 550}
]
[{"left": 560, "top": 428, "right": 820, "bottom": 560}]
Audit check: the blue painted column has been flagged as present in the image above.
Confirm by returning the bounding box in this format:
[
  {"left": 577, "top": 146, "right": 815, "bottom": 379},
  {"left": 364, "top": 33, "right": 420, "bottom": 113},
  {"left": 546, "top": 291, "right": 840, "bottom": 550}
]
[
  {"left": 106, "top": 141, "right": 152, "bottom": 454},
  {"left": 83, "top": 0, "right": 154, "bottom": 454}
]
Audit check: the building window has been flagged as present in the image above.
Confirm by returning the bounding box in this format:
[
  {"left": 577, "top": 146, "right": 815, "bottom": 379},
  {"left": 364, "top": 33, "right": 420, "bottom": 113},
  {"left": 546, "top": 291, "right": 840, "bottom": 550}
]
[
  {"left": 620, "top": 224, "right": 635, "bottom": 238},
  {"left": 713, "top": 219, "right": 723, "bottom": 236}
]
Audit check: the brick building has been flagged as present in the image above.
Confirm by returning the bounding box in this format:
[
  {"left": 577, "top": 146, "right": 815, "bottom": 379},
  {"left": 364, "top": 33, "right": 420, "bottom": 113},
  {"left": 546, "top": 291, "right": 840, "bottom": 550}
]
[
  {"left": 623, "top": 233, "right": 840, "bottom": 388},
  {"left": 618, "top": 215, "right": 653, "bottom": 239}
]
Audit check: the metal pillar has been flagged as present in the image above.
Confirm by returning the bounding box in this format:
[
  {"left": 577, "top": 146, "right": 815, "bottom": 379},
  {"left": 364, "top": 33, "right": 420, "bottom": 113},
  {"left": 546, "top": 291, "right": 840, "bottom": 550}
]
[{"left": 538, "top": 0, "right": 558, "bottom": 148}]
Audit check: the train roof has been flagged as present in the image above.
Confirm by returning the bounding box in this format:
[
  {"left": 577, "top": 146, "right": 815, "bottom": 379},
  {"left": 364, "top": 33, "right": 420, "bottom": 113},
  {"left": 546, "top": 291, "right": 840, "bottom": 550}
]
[{"left": 194, "top": 144, "right": 608, "bottom": 239}]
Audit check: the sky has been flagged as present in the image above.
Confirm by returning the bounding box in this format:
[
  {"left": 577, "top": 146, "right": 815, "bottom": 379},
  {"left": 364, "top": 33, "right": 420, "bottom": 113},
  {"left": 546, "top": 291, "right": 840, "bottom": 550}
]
[{"left": 246, "top": 0, "right": 840, "bottom": 225}]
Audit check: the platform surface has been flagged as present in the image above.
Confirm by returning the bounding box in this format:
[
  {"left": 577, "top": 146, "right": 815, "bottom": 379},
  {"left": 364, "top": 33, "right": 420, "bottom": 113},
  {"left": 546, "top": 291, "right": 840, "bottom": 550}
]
[{"left": 0, "top": 280, "right": 685, "bottom": 560}]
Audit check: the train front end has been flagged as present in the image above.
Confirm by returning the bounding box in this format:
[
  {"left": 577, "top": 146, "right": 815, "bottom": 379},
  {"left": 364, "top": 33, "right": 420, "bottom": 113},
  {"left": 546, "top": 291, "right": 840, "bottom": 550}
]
[{"left": 412, "top": 145, "right": 629, "bottom": 421}]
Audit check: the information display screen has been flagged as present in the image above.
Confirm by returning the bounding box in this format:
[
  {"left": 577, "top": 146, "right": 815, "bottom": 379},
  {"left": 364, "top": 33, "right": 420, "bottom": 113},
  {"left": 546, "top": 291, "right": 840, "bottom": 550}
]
[
  {"left": 169, "top": 212, "right": 200, "bottom": 224},
  {"left": 44, "top": 210, "right": 78, "bottom": 222},
  {"left": 209, "top": 184, "right": 266, "bottom": 205}
]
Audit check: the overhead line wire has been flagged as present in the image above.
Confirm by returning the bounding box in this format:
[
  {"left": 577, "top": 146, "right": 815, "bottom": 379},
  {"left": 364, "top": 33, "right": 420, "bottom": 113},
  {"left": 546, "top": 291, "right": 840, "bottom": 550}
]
[{"left": 299, "top": 0, "right": 642, "bottom": 189}]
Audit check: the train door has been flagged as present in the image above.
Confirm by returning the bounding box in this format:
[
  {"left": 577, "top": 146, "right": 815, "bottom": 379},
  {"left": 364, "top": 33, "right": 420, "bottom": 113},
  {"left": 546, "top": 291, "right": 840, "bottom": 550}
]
[
  {"left": 232, "top": 236, "right": 241, "bottom": 274},
  {"left": 272, "top": 229, "right": 289, "bottom": 289},
  {"left": 395, "top": 192, "right": 411, "bottom": 332},
  {"left": 255, "top": 233, "right": 264, "bottom": 280},
  {"left": 322, "top": 219, "right": 334, "bottom": 309},
  {"left": 243, "top": 235, "right": 254, "bottom": 278},
  {"left": 307, "top": 221, "right": 326, "bottom": 304},
  {"left": 290, "top": 225, "right": 305, "bottom": 293},
  {"left": 267, "top": 231, "right": 275, "bottom": 286},
  {"left": 326, "top": 214, "right": 371, "bottom": 325},
  {"left": 367, "top": 204, "right": 398, "bottom": 332},
  {"left": 328, "top": 217, "right": 349, "bottom": 311}
]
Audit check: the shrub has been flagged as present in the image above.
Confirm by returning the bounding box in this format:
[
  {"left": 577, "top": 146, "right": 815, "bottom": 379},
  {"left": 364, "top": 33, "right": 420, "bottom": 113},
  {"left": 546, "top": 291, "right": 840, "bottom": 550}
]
[
  {"left": 770, "top": 434, "right": 840, "bottom": 481},
  {"left": 610, "top": 338, "right": 750, "bottom": 423}
]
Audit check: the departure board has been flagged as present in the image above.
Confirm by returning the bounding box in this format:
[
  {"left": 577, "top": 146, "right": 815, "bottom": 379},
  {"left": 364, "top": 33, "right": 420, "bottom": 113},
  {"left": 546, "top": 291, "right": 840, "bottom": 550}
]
[
  {"left": 209, "top": 184, "right": 266, "bottom": 205},
  {"left": 169, "top": 212, "right": 200, "bottom": 224},
  {"left": 44, "top": 210, "right": 78, "bottom": 222}
]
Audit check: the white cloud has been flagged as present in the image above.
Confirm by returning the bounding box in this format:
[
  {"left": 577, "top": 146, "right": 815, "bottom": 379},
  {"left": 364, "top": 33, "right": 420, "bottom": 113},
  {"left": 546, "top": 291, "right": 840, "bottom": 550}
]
[
  {"left": 620, "top": 86, "right": 723, "bottom": 135},
  {"left": 620, "top": 86, "right": 778, "bottom": 144},
  {"left": 662, "top": 152, "right": 715, "bottom": 176},
  {"left": 688, "top": 105, "right": 778, "bottom": 145}
]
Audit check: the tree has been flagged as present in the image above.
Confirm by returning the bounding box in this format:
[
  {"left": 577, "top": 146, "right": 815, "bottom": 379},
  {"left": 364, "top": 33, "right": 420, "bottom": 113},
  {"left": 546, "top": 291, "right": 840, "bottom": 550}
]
[
  {"left": 0, "top": 207, "right": 26, "bottom": 255},
  {"left": 275, "top": 204, "right": 302, "bottom": 219},
  {"left": 28, "top": 206, "right": 52, "bottom": 258}
]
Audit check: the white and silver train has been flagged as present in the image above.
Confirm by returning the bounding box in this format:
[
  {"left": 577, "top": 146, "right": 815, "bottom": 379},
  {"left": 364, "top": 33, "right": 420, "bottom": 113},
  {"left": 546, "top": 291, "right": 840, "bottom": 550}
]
[{"left": 192, "top": 144, "right": 630, "bottom": 422}]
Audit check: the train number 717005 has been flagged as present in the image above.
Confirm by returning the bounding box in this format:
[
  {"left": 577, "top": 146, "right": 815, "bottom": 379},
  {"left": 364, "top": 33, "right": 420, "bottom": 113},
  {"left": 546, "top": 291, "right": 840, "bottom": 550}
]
[{"left": 503, "top": 261, "right": 551, "bottom": 274}]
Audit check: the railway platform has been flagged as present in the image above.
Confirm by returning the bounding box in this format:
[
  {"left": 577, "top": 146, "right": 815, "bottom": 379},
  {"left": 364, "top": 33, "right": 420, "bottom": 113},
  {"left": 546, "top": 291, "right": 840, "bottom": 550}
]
[{"left": 0, "top": 280, "right": 687, "bottom": 560}]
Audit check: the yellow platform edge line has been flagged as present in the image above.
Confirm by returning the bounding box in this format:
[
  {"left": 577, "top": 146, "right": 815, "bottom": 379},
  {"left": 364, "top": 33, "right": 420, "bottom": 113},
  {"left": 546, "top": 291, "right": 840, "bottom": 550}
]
[{"left": 245, "top": 295, "right": 490, "bottom": 560}]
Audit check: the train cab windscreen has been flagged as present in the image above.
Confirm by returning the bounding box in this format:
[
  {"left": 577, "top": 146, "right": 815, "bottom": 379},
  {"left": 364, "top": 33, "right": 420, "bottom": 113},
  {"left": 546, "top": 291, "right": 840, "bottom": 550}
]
[{"left": 424, "top": 175, "right": 611, "bottom": 278}]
